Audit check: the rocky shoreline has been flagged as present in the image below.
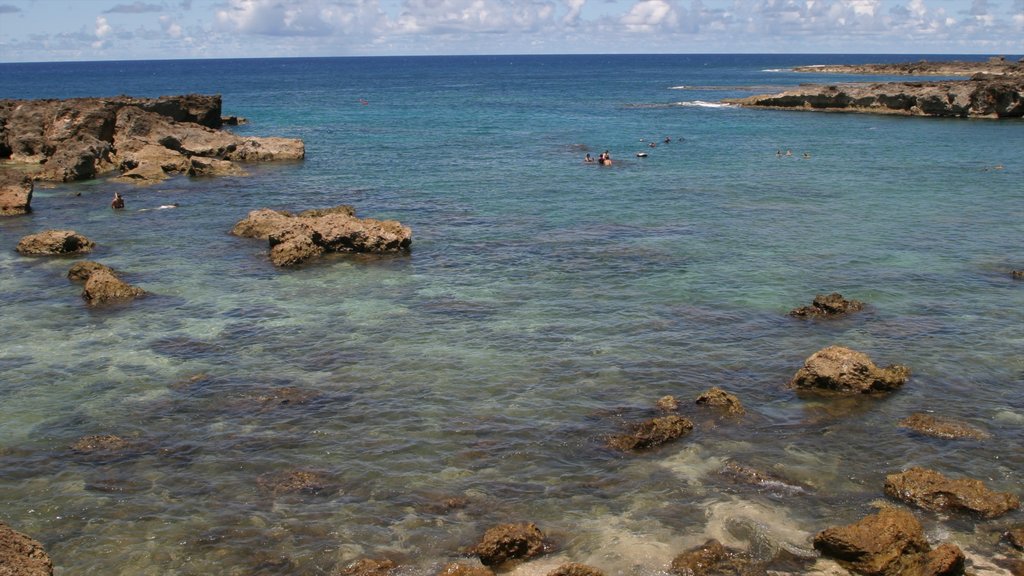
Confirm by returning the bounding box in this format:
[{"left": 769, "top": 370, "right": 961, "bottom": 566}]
[
  {"left": 727, "top": 59, "right": 1024, "bottom": 118},
  {"left": 792, "top": 58, "right": 1024, "bottom": 78}
]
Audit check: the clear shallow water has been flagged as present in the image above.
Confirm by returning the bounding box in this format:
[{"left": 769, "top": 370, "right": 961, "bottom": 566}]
[{"left": 1, "top": 54, "right": 1022, "bottom": 574}]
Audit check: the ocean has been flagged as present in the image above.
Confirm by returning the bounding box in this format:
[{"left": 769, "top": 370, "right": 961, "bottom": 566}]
[{"left": 0, "top": 54, "right": 1022, "bottom": 575}]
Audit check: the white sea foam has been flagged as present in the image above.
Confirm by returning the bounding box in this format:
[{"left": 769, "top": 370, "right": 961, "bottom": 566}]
[
  {"left": 674, "top": 100, "right": 734, "bottom": 108},
  {"left": 761, "top": 68, "right": 792, "bottom": 72}
]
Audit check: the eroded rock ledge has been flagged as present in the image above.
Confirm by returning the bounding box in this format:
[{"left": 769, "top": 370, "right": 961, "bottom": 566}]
[
  {"left": 792, "top": 58, "right": 1024, "bottom": 77},
  {"left": 0, "top": 94, "right": 304, "bottom": 184}
]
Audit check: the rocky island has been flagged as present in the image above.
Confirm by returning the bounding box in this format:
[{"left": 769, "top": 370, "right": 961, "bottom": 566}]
[
  {"left": 0, "top": 94, "right": 304, "bottom": 185},
  {"left": 727, "top": 58, "right": 1024, "bottom": 118}
]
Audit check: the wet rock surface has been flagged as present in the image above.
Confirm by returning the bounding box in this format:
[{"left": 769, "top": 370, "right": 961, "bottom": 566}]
[
  {"left": 656, "top": 395, "right": 680, "bottom": 412},
  {"left": 695, "top": 387, "right": 745, "bottom": 416},
  {"left": 81, "top": 268, "right": 146, "bottom": 305},
  {"left": 338, "top": 558, "right": 396, "bottom": 576},
  {"left": 231, "top": 206, "right": 412, "bottom": 267},
  {"left": 0, "top": 174, "right": 32, "bottom": 215},
  {"left": 812, "top": 507, "right": 964, "bottom": 576},
  {"left": 788, "top": 345, "right": 909, "bottom": 394},
  {"left": 789, "top": 292, "right": 864, "bottom": 318},
  {"left": 67, "top": 260, "right": 114, "bottom": 282},
  {"left": 718, "top": 461, "right": 806, "bottom": 495},
  {"left": 256, "top": 469, "right": 335, "bottom": 497},
  {"left": 669, "top": 539, "right": 766, "bottom": 576},
  {"left": 884, "top": 467, "right": 1020, "bottom": 518},
  {"left": 16, "top": 230, "right": 94, "bottom": 256},
  {"left": 471, "top": 522, "right": 546, "bottom": 567},
  {"left": 546, "top": 563, "right": 606, "bottom": 576},
  {"left": 0, "top": 520, "right": 53, "bottom": 576},
  {"left": 1005, "top": 526, "right": 1024, "bottom": 550},
  {"left": 898, "top": 413, "right": 991, "bottom": 440},
  {"left": 437, "top": 562, "right": 495, "bottom": 576},
  {"left": 607, "top": 415, "right": 694, "bottom": 451}
]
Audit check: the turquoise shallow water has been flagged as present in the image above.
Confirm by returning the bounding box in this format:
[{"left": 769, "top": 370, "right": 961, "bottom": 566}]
[{"left": 1, "top": 54, "right": 1023, "bottom": 574}]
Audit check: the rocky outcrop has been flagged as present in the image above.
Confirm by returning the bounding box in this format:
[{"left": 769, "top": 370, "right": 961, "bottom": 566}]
[
  {"left": 899, "top": 413, "right": 990, "bottom": 440},
  {"left": 0, "top": 174, "right": 32, "bottom": 215},
  {"left": 884, "top": 467, "right": 1020, "bottom": 518},
  {"left": 669, "top": 539, "right": 766, "bottom": 576},
  {"left": 81, "top": 268, "right": 146, "bottom": 305},
  {"left": 0, "top": 520, "right": 53, "bottom": 576},
  {"left": 471, "top": 523, "right": 546, "bottom": 567},
  {"left": 790, "top": 293, "right": 864, "bottom": 318},
  {"left": 231, "top": 206, "right": 412, "bottom": 267},
  {"left": 547, "top": 563, "right": 606, "bottom": 576},
  {"left": 438, "top": 563, "right": 495, "bottom": 576},
  {"left": 607, "top": 415, "right": 694, "bottom": 451},
  {"left": 339, "top": 558, "right": 396, "bottom": 576},
  {"left": 67, "top": 261, "right": 114, "bottom": 282},
  {"left": 1006, "top": 526, "right": 1024, "bottom": 550},
  {"left": 0, "top": 94, "right": 304, "bottom": 184},
  {"left": 788, "top": 346, "right": 909, "bottom": 394},
  {"left": 16, "top": 230, "right": 94, "bottom": 256},
  {"left": 726, "top": 78, "right": 1024, "bottom": 119},
  {"left": 792, "top": 60, "right": 1024, "bottom": 77},
  {"left": 656, "top": 395, "right": 680, "bottom": 412},
  {"left": 695, "top": 387, "right": 745, "bottom": 416},
  {"left": 812, "top": 507, "right": 965, "bottom": 576}
]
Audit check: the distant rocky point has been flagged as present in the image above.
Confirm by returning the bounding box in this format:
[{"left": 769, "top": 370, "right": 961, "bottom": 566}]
[
  {"left": 0, "top": 94, "right": 304, "bottom": 184},
  {"left": 727, "top": 59, "right": 1024, "bottom": 118}
]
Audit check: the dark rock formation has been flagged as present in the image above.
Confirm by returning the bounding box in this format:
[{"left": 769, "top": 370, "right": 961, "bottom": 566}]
[
  {"left": 437, "top": 562, "right": 495, "bottom": 576},
  {"left": 669, "top": 539, "right": 766, "bottom": 576},
  {"left": 695, "top": 387, "right": 745, "bottom": 416},
  {"left": 16, "top": 230, "right": 94, "bottom": 256},
  {"left": 792, "top": 60, "right": 1024, "bottom": 77},
  {"left": 1013, "top": 270, "right": 1023, "bottom": 279},
  {"left": 726, "top": 78, "right": 1024, "bottom": 119},
  {"left": 0, "top": 174, "right": 32, "bottom": 215},
  {"left": 898, "top": 413, "right": 990, "bottom": 440},
  {"left": 0, "top": 520, "right": 53, "bottom": 576},
  {"left": 884, "top": 467, "right": 1020, "bottom": 518},
  {"left": 81, "top": 268, "right": 146, "bottom": 305},
  {"left": 0, "top": 94, "right": 304, "bottom": 184},
  {"left": 231, "top": 206, "right": 412, "bottom": 267},
  {"left": 607, "top": 415, "right": 694, "bottom": 451},
  {"left": 789, "top": 293, "right": 864, "bottom": 318},
  {"left": 256, "top": 469, "right": 334, "bottom": 497},
  {"left": 788, "top": 346, "right": 909, "bottom": 394},
  {"left": 67, "top": 261, "right": 114, "bottom": 282},
  {"left": 471, "top": 522, "right": 546, "bottom": 567},
  {"left": 339, "top": 558, "right": 396, "bottom": 576},
  {"left": 547, "top": 563, "right": 605, "bottom": 576},
  {"left": 812, "top": 507, "right": 964, "bottom": 576}
]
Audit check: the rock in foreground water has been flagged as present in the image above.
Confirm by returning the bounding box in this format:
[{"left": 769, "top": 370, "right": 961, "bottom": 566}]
[
  {"left": 789, "top": 346, "right": 909, "bottom": 394},
  {"left": 16, "top": 230, "right": 94, "bottom": 256},
  {"left": 898, "top": 413, "right": 990, "bottom": 440},
  {"left": 81, "top": 268, "right": 146, "bottom": 305},
  {"left": 669, "top": 539, "right": 766, "bottom": 576},
  {"left": 695, "top": 387, "right": 745, "bottom": 416},
  {"left": 0, "top": 174, "right": 32, "bottom": 215},
  {"left": 471, "top": 522, "right": 545, "bottom": 567},
  {"left": 607, "top": 415, "right": 694, "bottom": 451},
  {"left": 0, "top": 520, "right": 52, "bottom": 576},
  {"left": 884, "top": 467, "right": 1020, "bottom": 518},
  {"left": 789, "top": 292, "right": 864, "bottom": 318}
]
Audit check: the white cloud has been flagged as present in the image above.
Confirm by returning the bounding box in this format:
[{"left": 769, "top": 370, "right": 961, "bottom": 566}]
[
  {"left": 564, "top": 0, "right": 585, "bottom": 25},
  {"left": 621, "top": 0, "right": 679, "bottom": 32}
]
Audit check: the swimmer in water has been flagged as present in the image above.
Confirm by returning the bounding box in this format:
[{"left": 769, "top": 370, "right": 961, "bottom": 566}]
[{"left": 111, "top": 192, "right": 125, "bottom": 210}]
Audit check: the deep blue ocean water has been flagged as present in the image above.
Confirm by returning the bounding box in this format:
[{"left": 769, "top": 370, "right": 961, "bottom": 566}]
[{"left": 0, "top": 54, "right": 1022, "bottom": 575}]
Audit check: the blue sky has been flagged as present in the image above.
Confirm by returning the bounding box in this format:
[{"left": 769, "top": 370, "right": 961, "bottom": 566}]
[{"left": 0, "top": 0, "right": 1021, "bottom": 62}]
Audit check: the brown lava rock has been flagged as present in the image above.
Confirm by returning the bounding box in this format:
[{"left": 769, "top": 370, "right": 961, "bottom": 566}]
[
  {"left": 790, "top": 292, "right": 864, "bottom": 318},
  {"left": 67, "top": 261, "right": 114, "bottom": 282},
  {"left": 669, "top": 539, "right": 765, "bottom": 576},
  {"left": 813, "top": 507, "right": 964, "bottom": 576},
  {"left": 0, "top": 174, "right": 33, "bottom": 215},
  {"left": 339, "top": 558, "right": 396, "bottom": 576},
  {"left": 788, "top": 345, "right": 910, "bottom": 394},
  {"left": 656, "top": 395, "right": 680, "bottom": 412},
  {"left": 1005, "top": 526, "right": 1024, "bottom": 550},
  {"left": 438, "top": 562, "right": 495, "bottom": 576},
  {"left": 899, "top": 413, "right": 990, "bottom": 440},
  {"left": 695, "top": 387, "right": 745, "bottom": 416},
  {"left": 256, "top": 469, "right": 333, "bottom": 497},
  {"left": 16, "top": 230, "right": 94, "bottom": 256},
  {"left": 607, "top": 415, "right": 694, "bottom": 451},
  {"left": 81, "top": 268, "right": 146, "bottom": 305},
  {"left": 884, "top": 467, "right": 1020, "bottom": 518},
  {"left": 547, "top": 563, "right": 605, "bottom": 576},
  {"left": 472, "top": 522, "right": 546, "bottom": 567},
  {"left": 0, "top": 520, "right": 53, "bottom": 576}
]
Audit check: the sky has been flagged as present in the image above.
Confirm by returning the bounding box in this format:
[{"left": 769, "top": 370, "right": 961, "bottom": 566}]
[{"left": 0, "top": 0, "right": 1021, "bottom": 62}]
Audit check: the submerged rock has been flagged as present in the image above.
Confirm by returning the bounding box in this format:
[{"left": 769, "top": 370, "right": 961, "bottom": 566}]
[
  {"left": 789, "top": 293, "right": 864, "bottom": 318},
  {"left": 16, "top": 230, "right": 94, "bottom": 256},
  {"left": 607, "top": 415, "right": 694, "bottom": 451},
  {"left": 340, "top": 558, "right": 396, "bottom": 576},
  {"left": 669, "top": 539, "right": 766, "bottom": 576},
  {"left": 718, "top": 461, "right": 806, "bottom": 495},
  {"left": 656, "top": 395, "right": 680, "bottom": 412},
  {"left": 0, "top": 174, "right": 32, "bottom": 215},
  {"left": 884, "top": 467, "right": 1020, "bottom": 518},
  {"left": 256, "top": 469, "right": 334, "bottom": 497},
  {"left": 81, "top": 268, "right": 146, "bottom": 305},
  {"left": 788, "top": 346, "right": 909, "bottom": 394},
  {"left": 471, "top": 522, "right": 546, "bottom": 567},
  {"left": 1005, "top": 526, "right": 1024, "bottom": 550},
  {"left": 438, "top": 562, "right": 495, "bottom": 576},
  {"left": 231, "top": 206, "right": 411, "bottom": 267},
  {"left": 0, "top": 520, "right": 52, "bottom": 576},
  {"left": 1012, "top": 270, "right": 1024, "bottom": 279},
  {"left": 812, "top": 507, "right": 964, "bottom": 576},
  {"left": 695, "top": 387, "right": 745, "bottom": 416},
  {"left": 898, "top": 413, "right": 991, "bottom": 440},
  {"left": 67, "top": 260, "right": 114, "bottom": 282},
  {"left": 546, "top": 563, "right": 605, "bottom": 576}
]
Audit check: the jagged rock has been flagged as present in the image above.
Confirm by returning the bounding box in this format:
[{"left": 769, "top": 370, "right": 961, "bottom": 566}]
[
  {"left": 669, "top": 539, "right": 766, "bottom": 576},
  {"left": 82, "top": 268, "right": 146, "bottom": 305},
  {"left": 547, "top": 563, "right": 605, "bottom": 576},
  {"left": 898, "top": 413, "right": 990, "bottom": 440},
  {"left": 607, "top": 415, "right": 694, "bottom": 451},
  {"left": 0, "top": 174, "right": 32, "bottom": 215},
  {"left": 812, "top": 507, "right": 964, "bottom": 576},
  {"left": 1005, "top": 526, "right": 1024, "bottom": 550},
  {"left": 656, "top": 395, "right": 680, "bottom": 411},
  {"left": 231, "top": 206, "right": 411, "bottom": 267},
  {"left": 256, "top": 469, "right": 334, "bottom": 497},
  {"left": 471, "top": 522, "right": 545, "bottom": 567},
  {"left": 438, "top": 562, "right": 495, "bottom": 576},
  {"left": 695, "top": 387, "right": 745, "bottom": 415},
  {"left": 16, "top": 230, "right": 94, "bottom": 256},
  {"left": 788, "top": 346, "right": 910, "bottom": 394},
  {"left": 339, "top": 558, "right": 396, "bottom": 576},
  {"left": 0, "top": 520, "right": 53, "bottom": 576},
  {"left": 67, "top": 261, "right": 115, "bottom": 282},
  {"left": 789, "top": 293, "right": 864, "bottom": 318},
  {"left": 884, "top": 467, "right": 1020, "bottom": 518}
]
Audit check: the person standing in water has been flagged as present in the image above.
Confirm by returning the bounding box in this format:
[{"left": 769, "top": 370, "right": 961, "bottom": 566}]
[{"left": 111, "top": 192, "right": 125, "bottom": 210}]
